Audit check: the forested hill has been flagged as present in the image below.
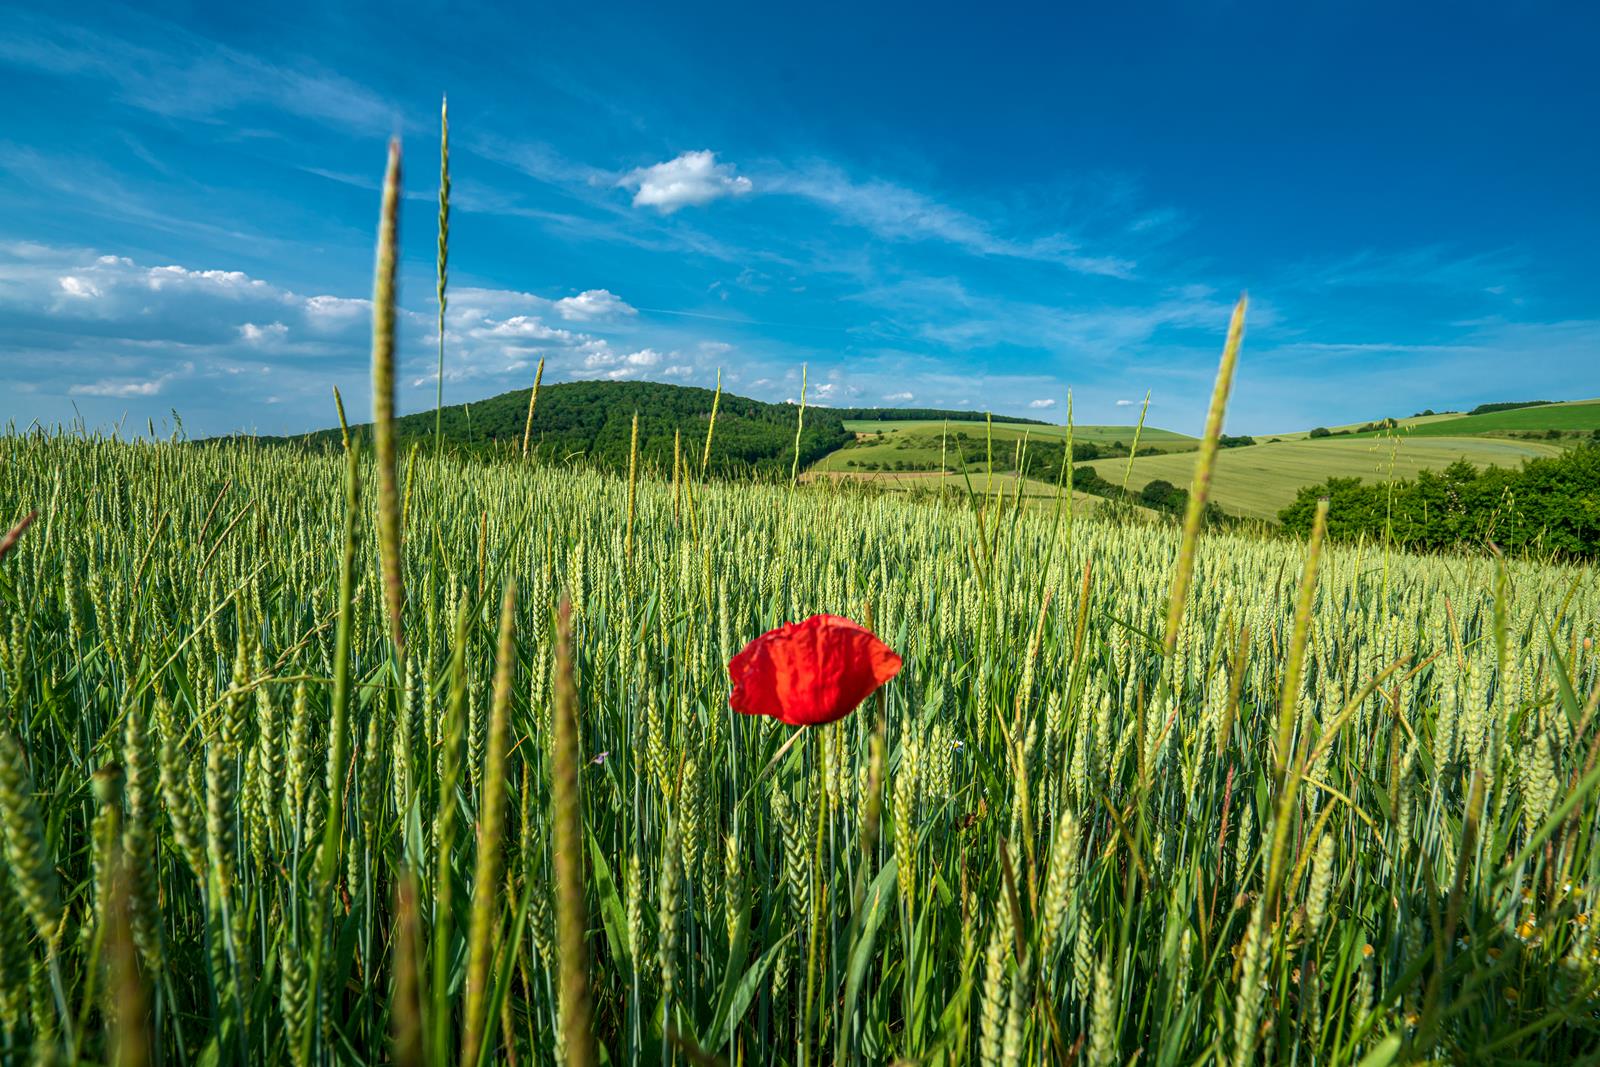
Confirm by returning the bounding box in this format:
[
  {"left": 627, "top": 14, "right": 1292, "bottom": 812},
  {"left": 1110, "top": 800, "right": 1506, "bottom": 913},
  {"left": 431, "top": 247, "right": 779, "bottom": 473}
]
[{"left": 248, "top": 379, "right": 1049, "bottom": 481}]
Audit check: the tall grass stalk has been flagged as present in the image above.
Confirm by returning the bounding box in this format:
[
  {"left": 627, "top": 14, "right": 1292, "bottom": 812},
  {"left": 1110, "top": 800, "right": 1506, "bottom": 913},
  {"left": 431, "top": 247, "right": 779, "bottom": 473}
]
[
  {"left": 372, "top": 138, "right": 405, "bottom": 657},
  {"left": 1162, "top": 294, "right": 1247, "bottom": 655},
  {"left": 521, "top": 356, "right": 546, "bottom": 458},
  {"left": 552, "top": 600, "right": 596, "bottom": 1067},
  {"left": 434, "top": 95, "right": 451, "bottom": 454},
  {"left": 462, "top": 581, "right": 516, "bottom": 1066}
]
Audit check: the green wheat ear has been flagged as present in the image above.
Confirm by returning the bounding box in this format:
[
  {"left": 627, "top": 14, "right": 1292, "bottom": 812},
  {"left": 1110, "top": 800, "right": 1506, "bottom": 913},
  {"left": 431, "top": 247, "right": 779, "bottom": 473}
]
[
  {"left": 434, "top": 94, "right": 450, "bottom": 454},
  {"left": 372, "top": 138, "right": 405, "bottom": 658},
  {"left": 521, "top": 356, "right": 545, "bottom": 458},
  {"left": 1163, "top": 293, "right": 1246, "bottom": 656},
  {"left": 790, "top": 363, "right": 808, "bottom": 489},
  {"left": 460, "top": 580, "right": 515, "bottom": 1067},
  {"left": 552, "top": 599, "right": 596, "bottom": 1067}
]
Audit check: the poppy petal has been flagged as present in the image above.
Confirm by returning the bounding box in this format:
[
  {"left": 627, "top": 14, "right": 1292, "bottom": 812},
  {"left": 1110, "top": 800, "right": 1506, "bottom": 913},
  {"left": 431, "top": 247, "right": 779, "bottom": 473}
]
[{"left": 729, "top": 614, "right": 901, "bottom": 726}]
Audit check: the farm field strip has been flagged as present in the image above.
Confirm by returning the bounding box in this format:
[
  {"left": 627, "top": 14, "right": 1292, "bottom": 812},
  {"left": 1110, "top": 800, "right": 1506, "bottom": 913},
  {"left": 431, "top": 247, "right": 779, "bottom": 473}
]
[
  {"left": 1341, "top": 398, "right": 1600, "bottom": 439},
  {"left": 1086, "top": 434, "right": 1566, "bottom": 521},
  {"left": 839, "top": 418, "right": 1198, "bottom": 444}
]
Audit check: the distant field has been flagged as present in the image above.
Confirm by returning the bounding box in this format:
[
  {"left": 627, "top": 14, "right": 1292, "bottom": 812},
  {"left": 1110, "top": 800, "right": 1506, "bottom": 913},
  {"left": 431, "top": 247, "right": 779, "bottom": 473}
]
[
  {"left": 1084, "top": 435, "right": 1565, "bottom": 521},
  {"left": 1343, "top": 398, "right": 1600, "bottom": 439},
  {"left": 804, "top": 468, "right": 1156, "bottom": 515},
  {"left": 1264, "top": 398, "right": 1600, "bottom": 442},
  {"left": 1267, "top": 411, "right": 1465, "bottom": 440},
  {"left": 820, "top": 420, "right": 1196, "bottom": 472},
  {"left": 840, "top": 418, "right": 1196, "bottom": 444}
]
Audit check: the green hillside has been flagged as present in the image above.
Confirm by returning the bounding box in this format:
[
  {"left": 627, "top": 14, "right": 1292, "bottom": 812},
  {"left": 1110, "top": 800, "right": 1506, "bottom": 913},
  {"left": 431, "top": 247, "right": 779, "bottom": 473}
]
[
  {"left": 250, "top": 380, "right": 1059, "bottom": 481},
  {"left": 1344, "top": 398, "right": 1600, "bottom": 438},
  {"left": 256, "top": 380, "right": 845, "bottom": 478}
]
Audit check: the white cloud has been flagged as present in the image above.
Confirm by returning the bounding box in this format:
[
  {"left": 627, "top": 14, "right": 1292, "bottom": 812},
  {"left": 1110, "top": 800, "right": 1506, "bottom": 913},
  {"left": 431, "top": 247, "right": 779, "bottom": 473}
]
[
  {"left": 619, "top": 151, "right": 752, "bottom": 214},
  {"left": 575, "top": 344, "right": 674, "bottom": 380},
  {"left": 884, "top": 391, "right": 915, "bottom": 402},
  {"left": 552, "top": 289, "right": 636, "bottom": 322},
  {"left": 470, "top": 315, "right": 575, "bottom": 342},
  {"left": 145, "top": 264, "right": 264, "bottom": 293},
  {"left": 1115, "top": 399, "right": 1138, "bottom": 407},
  {"left": 303, "top": 294, "right": 368, "bottom": 323},
  {"left": 71, "top": 379, "right": 166, "bottom": 398},
  {"left": 70, "top": 361, "right": 192, "bottom": 398},
  {"left": 58, "top": 275, "right": 100, "bottom": 299},
  {"left": 1029, "top": 398, "right": 1056, "bottom": 409},
  {"left": 239, "top": 321, "right": 288, "bottom": 344}
]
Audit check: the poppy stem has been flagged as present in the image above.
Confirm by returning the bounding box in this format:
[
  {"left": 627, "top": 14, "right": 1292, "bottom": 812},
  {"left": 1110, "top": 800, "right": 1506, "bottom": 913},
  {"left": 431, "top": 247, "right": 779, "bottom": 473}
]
[{"left": 801, "top": 731, "right": 826, "bottom": 1067}]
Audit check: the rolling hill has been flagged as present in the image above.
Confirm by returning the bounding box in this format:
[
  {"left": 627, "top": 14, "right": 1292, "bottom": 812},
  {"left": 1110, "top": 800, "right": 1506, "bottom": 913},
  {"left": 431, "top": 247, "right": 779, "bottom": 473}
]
[
  {"left": 254, "top": 379, "right": 1055, "bottom": 481},
  {"left": 1340, "top": 397, "right": 1600, "bottom": 439}
]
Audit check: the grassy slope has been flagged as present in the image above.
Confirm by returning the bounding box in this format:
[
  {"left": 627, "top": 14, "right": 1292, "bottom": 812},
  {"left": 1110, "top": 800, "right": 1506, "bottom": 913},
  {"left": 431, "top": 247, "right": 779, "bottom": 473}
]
[
  {"left": 1084, "top": 435, "right": 1565, "bottom": 521},
  {"left": 1266, "top": 412, "right": 1465, "bottom": 440},
  {"left": 803, "top": 468, "right": 1155, "bottom": 513},
  {"left": 1342, "top": 398, "right": 1600, "bottom": 438}
]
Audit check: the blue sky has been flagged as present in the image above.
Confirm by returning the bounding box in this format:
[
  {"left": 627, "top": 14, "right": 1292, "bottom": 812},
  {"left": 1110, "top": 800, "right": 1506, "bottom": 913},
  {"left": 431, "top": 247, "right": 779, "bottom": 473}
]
[{"left": 2, "top": 1, "right": 1596, "bottom": 436}]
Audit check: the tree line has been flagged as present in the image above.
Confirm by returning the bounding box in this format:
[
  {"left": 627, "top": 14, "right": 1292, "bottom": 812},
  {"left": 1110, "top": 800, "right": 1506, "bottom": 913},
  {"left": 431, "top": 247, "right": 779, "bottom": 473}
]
[{"left": 1279, "top": 444, "right": 1600, "bottom": 559}]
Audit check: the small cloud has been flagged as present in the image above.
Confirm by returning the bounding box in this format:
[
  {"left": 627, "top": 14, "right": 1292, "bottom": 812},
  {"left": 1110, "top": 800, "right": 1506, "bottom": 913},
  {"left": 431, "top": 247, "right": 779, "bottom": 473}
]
[
  {"left": 884, "top": 391, "right": 915, "bottom": 402},
  {"left": 71, "top": 379, "right": 166, "bottom": 398},
  {"left": 619, "top": 151, "right": 752, "bottom": 214},
  {"left": 582, "top": 345, "right": 663, "bottom": 378},
  {"left": 58, "top": 275, "right": 100, "bottom": 299},
  {"left": 1115, "top": 399, "right": 1138, "bottom": 407},
  {"left": 239, "top": 321, "right": 288, "bottom": 344},
  {"left": 1028, "top": 398, "right": 1056, "bottom": 409},
  {"left": 472, "top": 315, "right": 574, "bottom": 342},
  {"left": 552, "top": 288, "right": 636, "bottom": 322},
  {"left": 699, "top": 341, "right": 733, "bottom": 356},
  {"left": 304, "top": 294, "right": 369, "bottom": 322},
  {"left": 70, "top": 361, "right": 192, "bottom": 398}
]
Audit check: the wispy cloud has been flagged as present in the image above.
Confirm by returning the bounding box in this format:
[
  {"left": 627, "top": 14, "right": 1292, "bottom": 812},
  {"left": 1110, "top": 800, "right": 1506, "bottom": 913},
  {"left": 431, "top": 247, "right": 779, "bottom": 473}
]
[
  {"left": 762, "top": 163, "right": 1136, "bottom": 277},
  {"left": 71, "top": 361, "right": 193, "bottom": 397},
  {"left": 0, "top": 11, "right": 398, "bottom": 133}
]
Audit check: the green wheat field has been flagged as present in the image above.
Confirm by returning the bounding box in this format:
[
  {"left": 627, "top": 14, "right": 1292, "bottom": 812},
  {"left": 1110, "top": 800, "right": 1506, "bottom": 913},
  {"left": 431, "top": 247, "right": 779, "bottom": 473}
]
[{"left": 0, "top": 143, "right": 1597, "bottom": 1067}]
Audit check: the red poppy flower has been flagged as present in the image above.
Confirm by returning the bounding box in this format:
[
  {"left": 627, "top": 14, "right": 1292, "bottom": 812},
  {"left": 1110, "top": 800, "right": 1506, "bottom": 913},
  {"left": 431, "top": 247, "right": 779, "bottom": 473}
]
[{"left": 728, "top": 614, "right": 902, "bottom": 727}]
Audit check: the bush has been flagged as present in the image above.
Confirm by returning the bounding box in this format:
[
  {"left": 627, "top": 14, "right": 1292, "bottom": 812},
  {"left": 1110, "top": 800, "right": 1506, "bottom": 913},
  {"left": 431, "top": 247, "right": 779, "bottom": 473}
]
[
  {"left": 1309, "top": 427, "right": 1332, "bottom": 439},
  {"left": 1139, "top": 478, "right": 1202, "bottom": 516}
]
